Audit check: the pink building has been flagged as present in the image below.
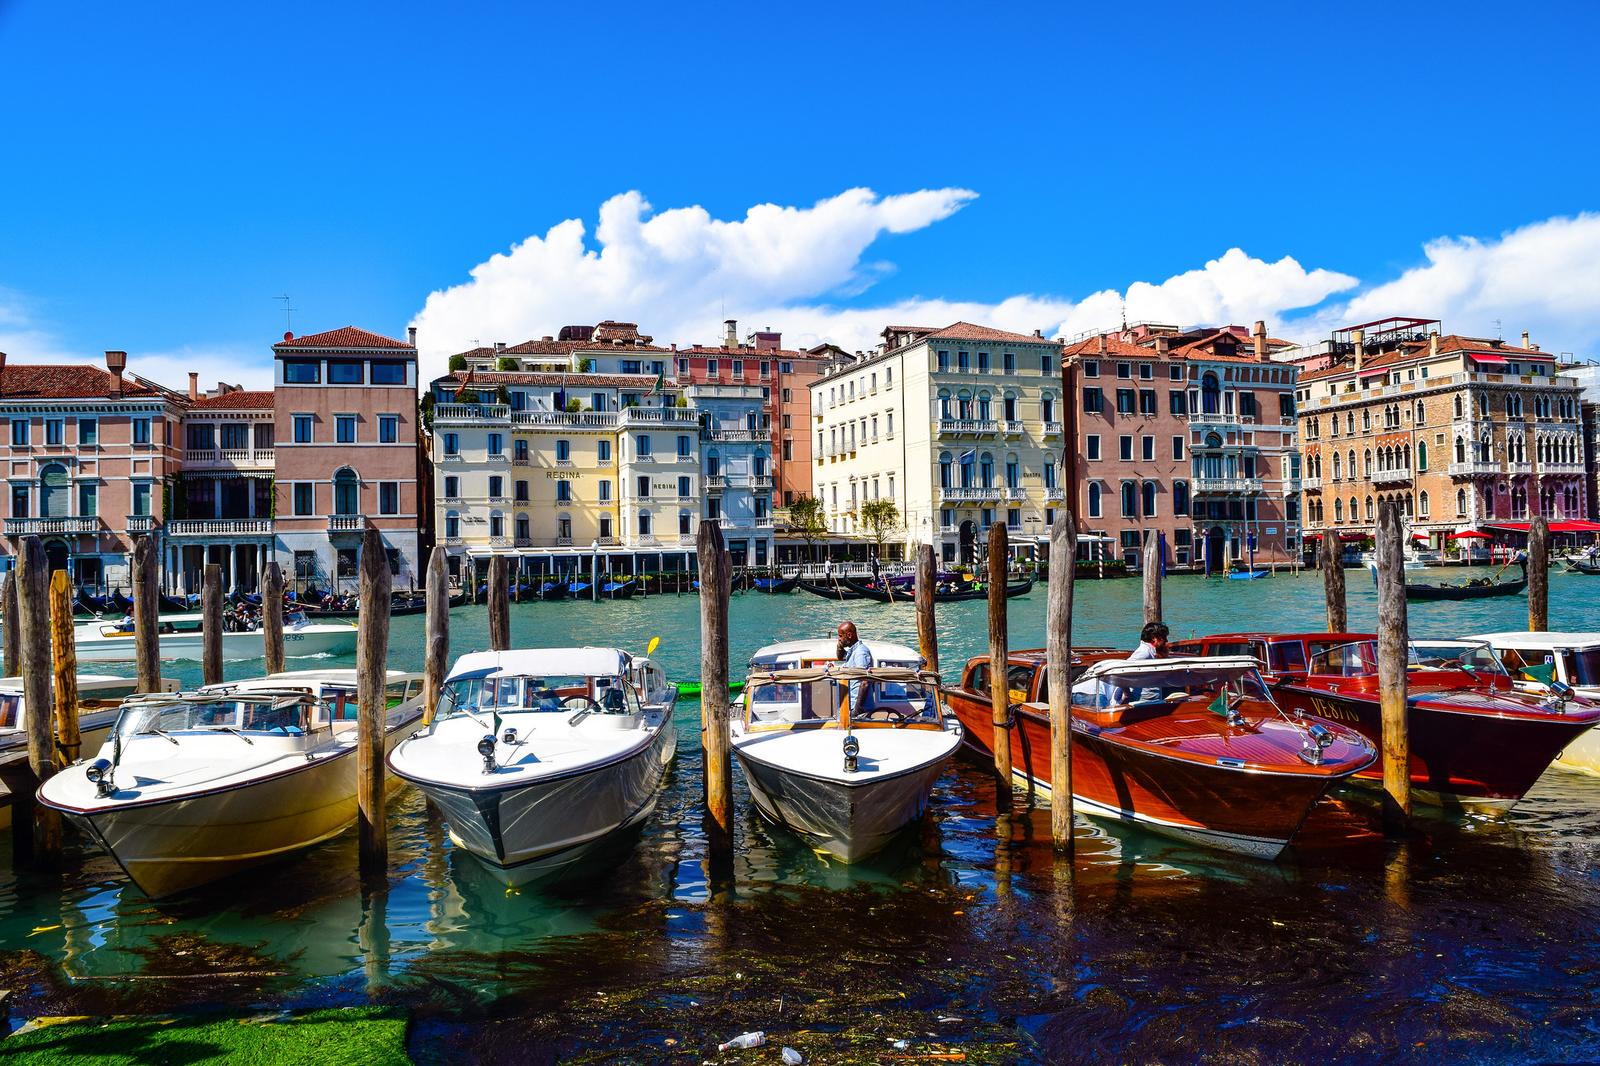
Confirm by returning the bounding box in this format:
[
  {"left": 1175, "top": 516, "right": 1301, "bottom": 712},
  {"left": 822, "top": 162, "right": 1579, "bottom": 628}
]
[
  {"left": 0, "top": 350, "right": 186, "bottom": 586},
  {"left": 271, "top": 327, "right": 421, "bottom": 592},
  {"left": 169, "top": 383, "right": 276, "bottom": 593}
]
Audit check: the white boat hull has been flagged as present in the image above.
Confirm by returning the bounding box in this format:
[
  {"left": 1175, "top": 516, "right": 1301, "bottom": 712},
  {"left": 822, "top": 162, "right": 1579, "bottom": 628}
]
[
  {"left": 734, "top": 745, "right": 950, "bottom": 863},
  {"left": 73, "top": 626, "right": 357, "bottom": 663},
  {"left": 1553, "top": 727, "right": 1600, "bottom": 775},
  {"left": 411, "top": 715, "right": 676, "bottom": 885},
  {"left": 54, "top": 713, "right": 421, "bottom": 897}
]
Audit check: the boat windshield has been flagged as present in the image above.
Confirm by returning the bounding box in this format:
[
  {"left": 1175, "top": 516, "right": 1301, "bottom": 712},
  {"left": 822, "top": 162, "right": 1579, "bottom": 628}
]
[
  {"left": 1308, "top": 640, "right": 1380, "bottom": 677},
  {"left": 1072, "top": 664, "right": 1271, "bottom": 711},
  {"left": 115, "top": 696, "right": 309, "bottom": 739},
  {"left": 1561, "top": 649, "right": 1600, "bottom": 687},
  {"left": 439, "top": 673, "right": 630, "bottom": 716},
  {"left": 0, "top": 693, "right": 18, "bottom": 730},
  {"left": 745, "top": 668, "right": 942, "bottom": 728},
  {"left": 746, "top": 676, "right": 842, "bottom": 726},
  {"left": 1408, "top": 640, "right": 1508, "bottom": 677}
]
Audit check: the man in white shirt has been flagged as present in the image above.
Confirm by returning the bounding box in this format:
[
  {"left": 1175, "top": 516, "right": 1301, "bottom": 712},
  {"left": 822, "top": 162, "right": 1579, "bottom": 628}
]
[{"left": 1123, "top": 621, "right": 1170, "bottom": 701}]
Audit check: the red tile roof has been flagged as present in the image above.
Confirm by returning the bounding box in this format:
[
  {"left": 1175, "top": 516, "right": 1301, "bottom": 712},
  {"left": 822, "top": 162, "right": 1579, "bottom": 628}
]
[
  {"left": 273, "top": 327, "right": 414, "bottom": 351},
  {"left": 0, "top": 364, "right": 164, "bottom": 400},
  {"left": 675, "top": 345, "right": 806, "bottom": 358},
  {"left": 1061, "top": 335, "right": 1171, "bottom": 360},
  {"left": 434, "top": 371, "right": 671, "bottom": 390},
  {"left": 1299, "top": 334, "right": 1554, "bottom": 383},
  {"left": 925, "top": 322, "right": 1051, "bottom": 345},
  {"left": 188, "top": 390, "right": 274, "bottom": 410}
]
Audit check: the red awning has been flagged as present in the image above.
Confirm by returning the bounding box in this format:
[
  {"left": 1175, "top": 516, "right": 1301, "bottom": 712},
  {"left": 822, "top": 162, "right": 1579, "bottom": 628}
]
[
  {"left": 1470, "top": 353, "right": 1509, "bottom": 365},
  {"left": 1487, "top": 522, "right": 1530, "bottom": 532},
  {"left": 1550, "top": 520, "right": 1600, "bottom": 533},
  {"left": 1339, "top": 532, "right": 1368, "bottom": 542}
]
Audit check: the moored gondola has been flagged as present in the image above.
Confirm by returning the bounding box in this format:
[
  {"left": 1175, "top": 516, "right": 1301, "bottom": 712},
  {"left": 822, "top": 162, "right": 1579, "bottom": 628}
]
[
  {"left": 1374, "top": 560, "right": 1528, "bottom": 600},
  {"left": 843, "top": 574, "right": 1034, "bottom": 603},
  {"left": 796, "top": 578, "right": 867, "bottom": 601}
]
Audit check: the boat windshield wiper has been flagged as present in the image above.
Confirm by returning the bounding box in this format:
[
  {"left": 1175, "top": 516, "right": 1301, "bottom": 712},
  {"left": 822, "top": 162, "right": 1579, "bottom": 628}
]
[
  {"left": 211, "top": 726, "right": 254, "bottom": 745},
  {"left": 138, "top": 726, "right": 180, "bottom": 745}
]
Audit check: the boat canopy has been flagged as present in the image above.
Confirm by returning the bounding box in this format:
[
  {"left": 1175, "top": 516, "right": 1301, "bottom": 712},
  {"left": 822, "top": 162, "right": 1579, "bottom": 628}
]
[
  {"left": 747, "top": 665, "right": 936, "bottom": 685},
  {"left": 446, "top": 647, "right": 631, "bottom": 682},
  {"left": 748, "top": 638, "right": 922, "bottom": 670},
  {"left": 1075, "top": 655, "right": 1261, "bottom": 687}
]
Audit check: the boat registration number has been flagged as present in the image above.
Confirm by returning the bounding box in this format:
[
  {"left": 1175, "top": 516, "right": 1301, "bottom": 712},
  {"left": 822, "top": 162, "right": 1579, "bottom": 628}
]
[{"left": 1305, "top": 696, "right": 1361, "bottom": 724}]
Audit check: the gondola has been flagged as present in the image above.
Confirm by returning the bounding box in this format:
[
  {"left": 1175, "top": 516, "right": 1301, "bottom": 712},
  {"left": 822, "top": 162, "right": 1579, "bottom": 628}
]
[
  {"left": 843, "top": 575, "right": 1035, "bottom": 603},
  {"left": 76, "top": 590, "right": 112, "bottom": 615},
  {"left": 570, "top": 579, "right": 593, "bottom": 598},
  {"left": 159, "top": 592, "right": 195, "bottom": 613},
  {"left": 750, "top": 576, "right": 797, "bottom": 594},
  {"left": 1379, "top": 560, "right": 1528, "bottom": 601},
  {"left": 537, "top": 580, "right": 570, "bottom": 601},
  {"left": 1566, "top": 556, "right": 1600, "bottom": 575},
  {"left": 109, "top": 590, "right": 134, "bottom": 614},
  {"left": 1226, "top": 569, "right": 1271, "bottom": 581},
  {"left": 796, "top": 578, "right": 868, "bottom": 601},
  {"left": 602, "top": 579, "right": 638, "bottom": 600}
]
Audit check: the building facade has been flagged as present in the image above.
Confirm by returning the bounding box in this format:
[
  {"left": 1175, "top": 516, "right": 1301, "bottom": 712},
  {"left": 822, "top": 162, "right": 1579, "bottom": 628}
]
[
  {"left": 1294, "top": 320, "right": 1586, "bottom": 543},
  {"left": 810, "top": 322, "right": 1066, "bottom": 563},
  {"left": 0, "top": 351, "right": 185, "bottom": 585},
  {"left": 271, "top": 327, "right": 422, "bottom": 592},
  {"left": 169, "top": 383, "right": 275, "bottom": 593},
  {"left": 685, "top": 383, "right": 774, "bottom": 564}
]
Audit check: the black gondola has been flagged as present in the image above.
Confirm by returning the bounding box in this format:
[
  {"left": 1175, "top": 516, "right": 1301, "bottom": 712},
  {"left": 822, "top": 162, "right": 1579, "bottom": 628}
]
[
  {"left": 601, "top": 579, "right": 638, "bottom": 600},
  {"left": 751, "top": 576, "right": 798, "bottom": 593},
  {"left": 537, "top": 580, "right": 571, "bottom": 601},
  {"left": 110, "top": 590, "right": 134, "bottom": 613},
  {"left": 1391, "top": 561, "right": 1528, "bottom": 601},
  {"left": 1566, "top": 556, "right": 1600, "bottom": 575},
  {"left": 842, "top": 575, "right": 1035, "bottom": 604},
  {"left": 76, "top": 590, "right": 112, "bottom": 615},
  {"left": 796, "top": 578, "right": 868, "bottom": 601},
  {"left": 159, "top": 592, "right": 194, "bottom": 613}
]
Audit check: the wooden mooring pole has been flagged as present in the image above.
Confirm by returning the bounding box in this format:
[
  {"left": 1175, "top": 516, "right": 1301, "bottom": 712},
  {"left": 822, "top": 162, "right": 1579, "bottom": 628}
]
[
  {"left": 487, "top": 555, "right": 510, "bottom": 651},
  {"left": 262, "top": 561, "right": 286, "bottom": 675},
  {"left": 201, "top": 562, "right": 223, "bottom": 687},
  {"left": 1322, "top": 528, "right": 1347, "bottom": 633},
  {"left": 1375, "top": 503, "right": 1410, "bottom": 835},
  {"left": 16, "top": 537, "right": 59, "bottom": 866},
  {"left": 914, "top": 544, "right": 939, "bottom": 676},
  {"left": 48, "top": 570, "right": 80, "bottom": 769},
  {"left": 356, "top": 526, "right": 392, "bottom": 877},
  {"left": 1141, "top": 533, "right": 1162, "bottom": 625},
  {"left": 698, "top": 520, "right": 733, "bottom": 867},
  {"left": 987, "top": 523, "right": 1012, "bottom": 801},
  {"left": 2, "top": 572, "right": 19, "bottom": 676},
  {"left": 132, "top": 535, "right": 160, "bottom": 694},
  {"left": 1528, "top": 515, "right": 1550, "bottom": 632},
  {"left": 1047, "top": 511, "right": 1077, "bottom": 850},
  {"left": 422, "top": 547, "right": 450, "bottom": 727}
]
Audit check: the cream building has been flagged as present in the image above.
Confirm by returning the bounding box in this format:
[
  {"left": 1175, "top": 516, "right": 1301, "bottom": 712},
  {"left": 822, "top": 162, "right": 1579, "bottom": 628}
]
[{"left": 809, "top": 323, "right": 1066, "bottom": 562}]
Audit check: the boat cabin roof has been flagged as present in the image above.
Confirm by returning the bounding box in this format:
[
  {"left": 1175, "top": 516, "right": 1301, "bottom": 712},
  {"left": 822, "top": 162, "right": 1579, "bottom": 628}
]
[
  {"left": 748, "top": 638, "right": 921, "bottom": 669},
  {"left": 1076, "top": 655, "right": 1262, "bottom": 685},
  {"left": 1184, "top": 632, "right": 1376, "bottom": 646},
  {"left": 199, "top": 669, "right": 422, "bottom": 695},
  {"left": 1473, "top": 631, "right": 1600, "bottom": 651},
  {"left": 748, "top": 665, "right": 936, "bottom": 685},
  {"left": 446, "top": 647, "right": 631, "bottom": 681}
]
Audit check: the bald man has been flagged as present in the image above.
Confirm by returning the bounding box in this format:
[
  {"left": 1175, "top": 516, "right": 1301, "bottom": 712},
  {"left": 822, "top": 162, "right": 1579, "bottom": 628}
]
[{"left": 836, "top": 621, "right": 874, "bottom": 712}]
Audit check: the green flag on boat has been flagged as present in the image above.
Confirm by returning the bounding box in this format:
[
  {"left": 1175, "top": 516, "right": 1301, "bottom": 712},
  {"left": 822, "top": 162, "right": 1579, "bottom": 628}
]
[
  {"left": 1208, "top": 691, "right": 1230, "bottom": 717},
  {"left": 1521, "top": 662, "right": 1557, "bottom": 685}
]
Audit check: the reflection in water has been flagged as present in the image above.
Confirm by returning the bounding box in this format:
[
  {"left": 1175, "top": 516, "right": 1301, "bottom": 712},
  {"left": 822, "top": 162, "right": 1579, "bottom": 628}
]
[{"left": 1, "top": 580, "right": 1599, "bottom": 1059}]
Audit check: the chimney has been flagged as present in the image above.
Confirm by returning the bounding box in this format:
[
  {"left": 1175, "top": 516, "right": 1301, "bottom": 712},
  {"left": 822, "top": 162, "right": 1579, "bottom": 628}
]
[
  {"left": 1351, "top": 328, "right": 1365, "bottom": 372},
  {"left": 724, "top": 319, "right": 738, "bottom": 348},
  {"left": 1521, "top": 330, "right": 1531, "bottom": 350},
  {"left": 1097, "top": 335, "right": 1107, "bottom": 355},
  {"left": 105, "top": 350, "right": 127, "bottom": 398},
  {"left": 188, "top": 372, "right": 199, "bottom": 401},
  {"left": 1155, "top": 336, "right": 1171, "bottom": 355},
  {"left": 1252, "top": 320, "right": 1268, "bottom": 361},
  {"left": 407, "top": 326, "right": 417, "bottom": 347},
  {"left": 495, "top": 342, "right": 507, "bottom": 352},
  {"left": 1429, "top": 331, "right": 1439, "bottom": 357},
  {"left": 1032, "top": 329, "right": 1043, "bottom": 338},
  {"left": 540, "top": 337, "right": 553, "bottom": 343}
]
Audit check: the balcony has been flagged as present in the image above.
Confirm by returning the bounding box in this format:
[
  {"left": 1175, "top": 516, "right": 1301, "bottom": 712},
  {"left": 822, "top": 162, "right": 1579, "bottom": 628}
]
[
  {"left": 167, "top": 518, "right": 275, "bottom": 537},
  {"left": 705, "top": 475, "right": 725, "bottom": 492},
  {"left": 434, "top": 403, "right": 510, "bottom": 423},
  {"left": 437, "top": 453, "right": 464, "bottom": 463},
  {"left": 1003, "top": 486, "right": 1026, "bottom": 501},
  {"left": 1543, "top": 462, "right": 1585, "bottom": 475},
  {"left": 706, "top": 428, "right": 768, "bottom": 443},
  {"left": 126, "top": 515, "right": 155, "bottom": 534},
  {"left": 512, "top": 456, "right": 531, "bottom": 467},
  {"left": 938, "top": 419, "right": 1000, "bottom": 436},
  {"left": 1448, "top": 460, "right": 1498, "bottom": 477},
  {"left": 1044, "top": 488, "right": 1064, "bottom": 502},
  {"left": 512, "top": 410, "right": 619, "bottom": 430},
  {"left": 444, "top": 534, "right": 463, "bottom": 547},
  {"left": 751, "top": 474, "right": 773, "bottom": 490},
  {"left": 1192, "top": 477, "right": 1264, "bottom": 495},
  {"left": 4, "top": 516, "right": 102, "bottom": 536},
  {"left": 1000, "top": 420, "right": 1025, "bottom": 436},
  {"left": 1188, "top": 412, "right": 1255, "bottom": 427},
  {"left": 489, "top": 536, "right": 513, "bottom": 549},
  {"left": 1041, "top": 421, "right": 1063, "bottom": 437},
  {"left": 327, "top": 515, "right": 366, "bottom": 534},
  {"left": 940, "top": 486, "right": 1002, "bottom": 502},
  {"left": 620, "top": 407, "right": 699, "bottom": 427},
  {"left": 1507, "top": 462, "right": 1533, "bottom": 476},
  {"left": 554, "top": 536, "right": 573, "bottom": 547},
  {"left": 183, "top": 448, "right": 274, "bottom": 469},
  {"left": 597, "top": 536, "right": 619, "bottom": 547},
  {"left": 514, "top": 536, "right": 534, "bottom": 548},
  {"left": 1372, "top": 468, "right": 1413, "bottom": 485},
  {"left": 1302, "top": 476, "right": 1322, "bottom": 491}
]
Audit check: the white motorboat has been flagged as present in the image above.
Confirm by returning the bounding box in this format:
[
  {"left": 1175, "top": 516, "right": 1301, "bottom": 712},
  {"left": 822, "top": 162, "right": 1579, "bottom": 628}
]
[
  {"left": 0, "top": 674, "right": 179, "bottom": 826},
  {"left": 72, "top": 611, "right": 357, "bottom": 663},
  {"left": 733, "top": 639, "right": 962, "bottom": 862},
  {"left": 37, "top": 669, "right": 425, "bottom": 897},
  {"left": 387, "top": 647, "right": 677, "bottom": 885},
  {"left": 1471, "top": 631, "right": 1600, "bottom": 774}
]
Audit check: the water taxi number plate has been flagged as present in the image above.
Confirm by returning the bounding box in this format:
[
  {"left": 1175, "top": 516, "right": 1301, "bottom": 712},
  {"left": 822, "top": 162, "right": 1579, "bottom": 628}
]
[{"left": 1306, "top": 695, "right": 1360, "bottom": 723}]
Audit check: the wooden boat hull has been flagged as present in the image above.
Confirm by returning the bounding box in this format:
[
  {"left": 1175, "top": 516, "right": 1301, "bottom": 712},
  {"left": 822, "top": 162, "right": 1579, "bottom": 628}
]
[
  {"left": 50, "top": 713, "right": 422, "bottom": 898},
  {"left": 1273, "top": 682, "right": 1596, "bottom": 809},
  {"left": 411, "top": 715, "right": 675, "bottom": 886},
  {"left": 945, "top": 691, "right": 1347, "bottom": 859}
]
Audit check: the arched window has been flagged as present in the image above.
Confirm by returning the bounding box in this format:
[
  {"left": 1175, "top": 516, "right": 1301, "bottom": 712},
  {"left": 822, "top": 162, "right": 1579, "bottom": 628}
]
[
  {"left": 1173, "top": 480, "right": 1189, "bottom": 516},
  {"left": 1333, "top": 453, "right": 1342, "bottom": 480},
  {"left": 1456, "top": 488, "right": 1466, "bottom": 516},
  {"left": 1201, "top": 373, "right": 1221, "bottom": 415},
  {"left": 937, "top": 390, "right": 952, "bottom": 420},
  {"left": 1419, "top": 490, "right": 1430, "bottom": 518},
  {"left": 979, "top": 452, "right": 995, "bottom": 488},
  {"left": 39, "top": 463, "right": 69, "bottom": 518},
  {"left": 706, "top": 448, "right": 720, "bottom": 476},
  {"left": 444, "top": 509, "right": 460, "bottom": 539},
  {"left": 1043, "top": 458, "right": 1057, "bottom": 490},
  {"left": 1455, "top": 437, "right": 1466, "bottom": 464},
  {"left": 1415, "top": 400, "right": 1426, "bottom": 424},
  {"left": 939, "top": 451, "right": 953, "bottom": 489},
  {"left": 1121, "top": 481, "right": 1137, "bottom": 518},
  {"left": 1365, "top": 496, "right": 1374, "bottom": 521},
  {"left": 1335, "top": 498, "right": 1344, "bottom": 522},
  {"left": 957, "top": 391, "right": 973, "bottom": 420},
  {"left": 1349, "top": 496, "right": 1358, "bottom": 522},
  {"left": 1005, "top": 453, "right": 1020, "bottom": 489},
  {"left": 1205, "top": 432, "right": 1222, "bottom": 449},
  {"left": 1088, "top": 482, "right": 1102, "bottom": 518},
  {"left": 1040, "top": 392, "right": 1056, "bottom": 423},
  {"left": 1347, "top": 450, "right": 1356, "bottom": 477},
  {"left": 1416, "top": 441, "right": 1427, "bottom": 472},
  {"left": 1363, "top": 449, "right": 1373, "bottom": 477},
  {"left": 977, "top": 391, "right": 992, "bottom": 421},
  {"left": 334, "top": 468, "right": 359, "bottom": 515},
  {"left": 1453, "top": 395, "right": 1463, "bottom": 418},
  {"left": 752, "top": 451, "right": 767, "bottom": 477},
  {"left": 1141, "top": 481, "right": 1157, "bottom": 517}
]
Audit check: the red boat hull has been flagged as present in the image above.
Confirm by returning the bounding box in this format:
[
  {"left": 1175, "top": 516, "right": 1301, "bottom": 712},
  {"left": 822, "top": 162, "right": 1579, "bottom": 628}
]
[
  {"left": 945, "top": 690, "right": 1350, "bottom": 859},
  {"left": 1273, "top": 679, "right": 1598, "bottom": 808}
]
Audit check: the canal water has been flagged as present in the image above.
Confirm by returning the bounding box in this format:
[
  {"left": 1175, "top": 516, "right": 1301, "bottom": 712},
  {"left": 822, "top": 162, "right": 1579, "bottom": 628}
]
[{"left": 4, "top": 572, "right": 1600, "bottom": 1062}]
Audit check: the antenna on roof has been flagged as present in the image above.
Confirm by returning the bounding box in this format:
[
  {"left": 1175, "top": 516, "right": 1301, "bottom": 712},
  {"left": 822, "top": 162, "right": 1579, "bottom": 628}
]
[
  {"left": 1120, "top": 301, "right": 1128, "bottom": 332},
  {"left": 276, "top": 295, "right": 296, "bottom": 332},
  {"left": 1493, "top": 318, "right": 1502, "bottom": 340}
]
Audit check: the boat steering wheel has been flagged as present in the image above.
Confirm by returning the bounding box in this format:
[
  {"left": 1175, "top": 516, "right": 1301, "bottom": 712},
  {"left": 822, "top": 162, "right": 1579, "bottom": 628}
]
[{"left": 560, "top": 695, "right": 602, "bottom": 715}]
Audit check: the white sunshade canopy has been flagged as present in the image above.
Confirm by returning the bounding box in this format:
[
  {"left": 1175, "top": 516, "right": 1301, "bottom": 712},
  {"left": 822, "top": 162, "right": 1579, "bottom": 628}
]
[
  {"left": 1473, "top": 631, "right": 1600, "bottom": 651},
  {"left": 1076, "top": 655, "right": 1262, "bottom": 688},
  {"left": 748, "top": 638, "right": 922, "bottom": 670},
  {"left": 445, "top": 647, "right": 631, "bottom": 682}
]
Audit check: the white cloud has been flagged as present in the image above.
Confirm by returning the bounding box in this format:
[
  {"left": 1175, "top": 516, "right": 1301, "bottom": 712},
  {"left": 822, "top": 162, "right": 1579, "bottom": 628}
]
[
  {"left": 1305, "top": 213, "right": 1600, "bottom": 353},
  {"left": 410, "top": 189, "right": 1361, "bottom": 375}
]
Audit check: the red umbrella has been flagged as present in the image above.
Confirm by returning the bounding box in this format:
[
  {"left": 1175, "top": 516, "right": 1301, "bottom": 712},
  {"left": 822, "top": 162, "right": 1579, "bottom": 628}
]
[{"left": 1451, "top": 530, "right": 1493, "bottom": 539}]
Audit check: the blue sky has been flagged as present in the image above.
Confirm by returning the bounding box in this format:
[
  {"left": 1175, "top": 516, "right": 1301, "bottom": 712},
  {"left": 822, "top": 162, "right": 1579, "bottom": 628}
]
[{"left": 4, "top": 1, "right": 1600, "bottom": 385}]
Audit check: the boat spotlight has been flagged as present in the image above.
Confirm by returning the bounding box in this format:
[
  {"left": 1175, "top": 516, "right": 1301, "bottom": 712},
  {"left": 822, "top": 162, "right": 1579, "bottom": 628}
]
[
  {"left": 84, "top": 758, "right": 115, "bottom": 797},
  {"left": 1547, "top": 680, "right": 1575, "bottom": 710},
  {"left": 1299, "top": 722, "right": 1335, "bottom": 766},
  {"left": 502, "top": 727, "right": 518, "bottom": 745},
  {"left": 842, "top": 734, "right": 860, "bottom": 774},
  {"left": 477, "top": 734, "right": 498, "bottom": 773}
]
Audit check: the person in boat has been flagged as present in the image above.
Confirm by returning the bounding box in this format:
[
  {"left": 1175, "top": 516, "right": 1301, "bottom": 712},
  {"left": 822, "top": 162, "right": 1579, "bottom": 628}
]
[
  {"left": 836, "top": 621, "right": 874, "bottom": 713},
  {"left": 116, "top": 609, "right": 135, "bottom": 632},
  {"left": 1122, "top": 622, "right": 1171, "bottom": 702}
]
